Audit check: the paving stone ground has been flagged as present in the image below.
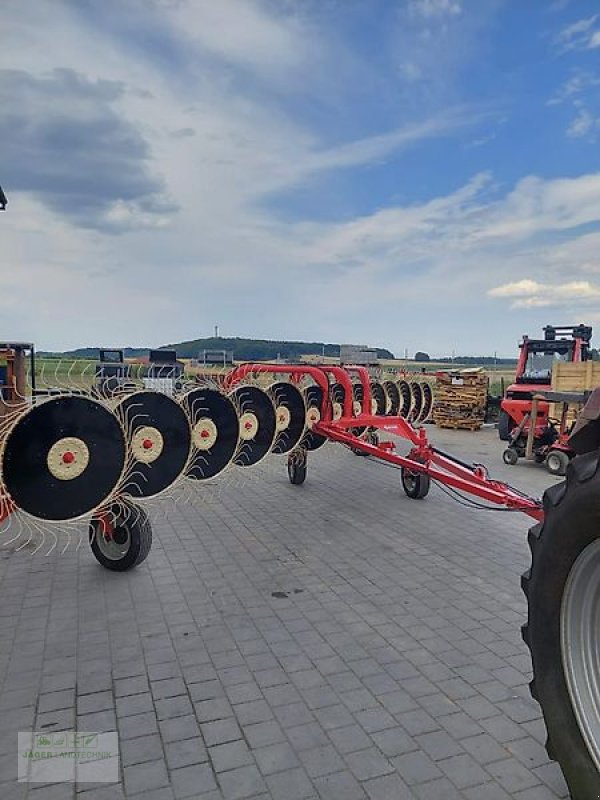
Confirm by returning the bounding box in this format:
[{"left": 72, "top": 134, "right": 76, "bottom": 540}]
[{"left": 0, "top": 425, "right": 573, "bottom": 799}]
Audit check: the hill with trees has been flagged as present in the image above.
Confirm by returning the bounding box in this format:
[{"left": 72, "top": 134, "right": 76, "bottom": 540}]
[{"left": 39, "top": 337, "right": 396, "bottom": 361}]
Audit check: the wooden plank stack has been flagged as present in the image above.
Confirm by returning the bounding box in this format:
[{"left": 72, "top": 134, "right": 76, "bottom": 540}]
[
  {"left": 433, "top": 369, "right": 489, "bottom": 431},
  {"left": 550, "top": 361, "right": 600, "bottom": 423}
]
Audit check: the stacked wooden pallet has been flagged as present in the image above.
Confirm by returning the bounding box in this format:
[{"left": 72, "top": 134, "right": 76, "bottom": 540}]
[
  {"left": 550, "top": 361, "right": 600, "bottom": 423},
  {"left": 433, "top": 369, "right": 488, "bottom": 430}
]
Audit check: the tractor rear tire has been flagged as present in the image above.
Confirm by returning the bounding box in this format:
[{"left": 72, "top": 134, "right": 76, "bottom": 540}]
[
  {"left": 89, "top": 500, "right": 152, "bottom": 571},
  {"left": 521, "top": 453, "right": 600, "bottom": 799},
  {"left": 498, "top": 410, "right": 513, "bottom": 441}
]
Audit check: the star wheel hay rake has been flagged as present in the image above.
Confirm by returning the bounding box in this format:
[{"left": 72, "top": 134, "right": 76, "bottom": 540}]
[{"left": 3, "top": 345, "right": 600, "bottom": 797}]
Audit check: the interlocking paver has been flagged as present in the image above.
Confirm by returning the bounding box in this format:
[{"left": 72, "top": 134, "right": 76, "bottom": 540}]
[
  {"left": 165, "top": 737, "right": 208, "bottom": 770},
  {"left": 170, "top": 763, "right": 217, "bottom": 798},
  {"left": 121, "top": 733, "right": 166, "bottom": 768},
  {"left": 218, "top": 764, "right": 266, "bottom": 800},
  {"left": 0, "top": 429, "right": 571, "bottom": 798}
]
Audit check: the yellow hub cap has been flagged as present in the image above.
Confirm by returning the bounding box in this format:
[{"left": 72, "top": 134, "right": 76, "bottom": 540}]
[
  {"left": 239, "top": 412, "right": 259, "bottom": 441},
  {"left": 275, "top": 406, "right": 291, "bottom": 432},
  {"left": 192, "top": 418, "right": 218, "bottom": 450},
  {"left": 131, "top": 426, "right": 164, "bottom": 464},
  {"left": 47, "top": 437, "right": 90, "bottom": 481},
  {"left": 306, "top": 407, "right": 320, "bottom": 429}
]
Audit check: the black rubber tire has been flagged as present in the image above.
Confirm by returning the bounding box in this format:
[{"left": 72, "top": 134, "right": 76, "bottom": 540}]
[
  {"left": 498, "top": 410, "right": 513, "bottom": 441},
  {"left": 546, "top": 449, "right": 570, "bottom": 477},
  {"left": 287, "top": 453, "right": 307, "bottom": 485},
  {"left": 401, "top": 466, "right": 430, "bottom": 499},
  {"left": 502, "top": 447, "right": 519, "bottom": 466},
  {"left": 89, "top": 501, "right": 152, "bottom": 571},
  {"left": 521, "top": 453, "right": 600, "bottom": 799},
  {"left": 351, "top": 430, "right": 379, "bottom": 457}
]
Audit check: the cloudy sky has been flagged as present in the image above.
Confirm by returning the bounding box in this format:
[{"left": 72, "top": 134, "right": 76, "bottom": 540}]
[{"left": 2, "top": 0, "right": 600, "bottom": 356}]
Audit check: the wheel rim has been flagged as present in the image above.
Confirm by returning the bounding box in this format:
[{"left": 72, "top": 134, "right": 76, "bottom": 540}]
[
  {"left": 403, "top": 472, "right": 417, "bottom": 492},
  {"left": 95, "top": 525, "right": 131, "bottom": 561},
  {"left": 547, "top": 453, "right": 560, "bottom": 471},
  {"left": 561, "top": 537, "right": 600, "bottom": 773}
]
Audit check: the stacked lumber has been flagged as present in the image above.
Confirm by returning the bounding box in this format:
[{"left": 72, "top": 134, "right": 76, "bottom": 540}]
[
  {"left": 433, "top": 369, "right": 488, "bottom": 430},
  {"left": 550, "top": 361, "right": 600, "bottom": 423}
]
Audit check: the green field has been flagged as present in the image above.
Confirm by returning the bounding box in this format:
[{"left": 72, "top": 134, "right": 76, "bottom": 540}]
[{"left": 31, "top": 356, "right": 514, "bottom": 397}]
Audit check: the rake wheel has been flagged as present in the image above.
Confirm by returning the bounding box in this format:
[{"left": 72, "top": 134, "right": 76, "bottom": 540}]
[
  {"left": 181, "top": 387, "right": 239, "bottom": 480},
  {"left": 115, "top": 391, "right": 191, "bottom": 498},
  {"left": 2, "top": 396, "right": 126, "bottom": 521}
]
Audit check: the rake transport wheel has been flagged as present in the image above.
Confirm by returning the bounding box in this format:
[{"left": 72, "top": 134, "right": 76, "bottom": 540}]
[
  {"left": 521, "top": 454, "right": 600, "bottom": 799},
  {"left": 401, "top": 462, "right": 431, "bottom": 499},
  {"left": 89, "top": 499, "right": 152, "bottom": 571},
  {"left": 287, "top": 448, "right": 307, "bottom": 485}
]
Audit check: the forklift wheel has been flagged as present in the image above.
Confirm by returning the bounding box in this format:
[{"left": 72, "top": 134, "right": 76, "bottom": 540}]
[
  {"left": 546, "top": 449, "right": 570, "bottom": 477},
  {"left": 502, "top": 448, "right": 519, "bottom": 466}
]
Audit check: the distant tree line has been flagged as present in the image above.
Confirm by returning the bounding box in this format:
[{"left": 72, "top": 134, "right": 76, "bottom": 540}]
[
  {"left": 414, "top": 352, "right": 518, "bottom": 365},
  {"left": 38, "top": 337, "right": 396, "bottom": 361}
]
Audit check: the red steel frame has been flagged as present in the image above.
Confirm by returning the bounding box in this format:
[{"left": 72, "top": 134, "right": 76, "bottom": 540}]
[{"left": 227, "top": 364, "right": 544, "bottom": 521}]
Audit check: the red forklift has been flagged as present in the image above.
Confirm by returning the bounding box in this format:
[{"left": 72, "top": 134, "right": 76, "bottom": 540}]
[
  {"left": 498, "top": 324, "right": 592, "bottom": 442},
  {"left": 501, "top": 389, "right": 589, "bottom": 475}
]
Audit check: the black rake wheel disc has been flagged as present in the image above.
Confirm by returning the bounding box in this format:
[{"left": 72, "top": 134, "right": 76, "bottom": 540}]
[
  {"left": 116, "top": 391, "right": 191, "bottom": 498},
  {"left": 420, "top": 382, "right": 434, "bottom": 422},
  {"left": 230, "top": 385, "right": 277, "bottom": 467},
  {"left": 181, "top": 388, "right": 240, "bottom": 480},
  {"left": 383, "top": 380, "right": 400, "bottom": 416},
  {"left": 330, "top": 383, "right": 346, "bottom": 422},
  {"left": 2, "top": 396, "right": 126, "bottom": 521},
  {"left": 370, "top": 382, "right": 387, "bottom": 416},
  {"left": 300, "top": 385, "right": 327, "bottom": 451},
  {"left": 410, "top": 382, "right": 424, "bottom": 421},
  {"left": 351, "top": 383, "right": 367, "bottom": 436},
  {"left": 397, "top": 380, "right": 412, "bottom": 418},
  {"left": 268, "top": 383, "right": 306, "bottom": 455}
]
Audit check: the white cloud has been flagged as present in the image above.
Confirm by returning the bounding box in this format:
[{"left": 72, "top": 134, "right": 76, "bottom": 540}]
[
  {"left": 555, "top": 15, "right": 600, "bottom": 52},
  {"left": 567, "top": 105, "right": 596, "bottom": 138},
  {"left": 548, "top": 71, "right": 600, "bottom": 105},
  {"left": 548, "top": 71, "right": 600, "bottom": 141},
  {"left": 2, "top": 0, "right": 600, "bottom": 358},
  {"left": 489, "top": 280, "right": 600, "bottom": 309},
  {"left": 409, "top": 0, "right": 462, "bottom": 19}
]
